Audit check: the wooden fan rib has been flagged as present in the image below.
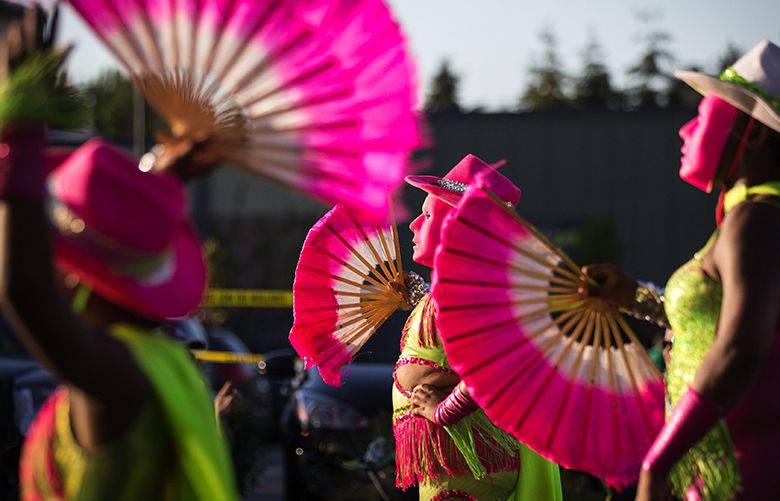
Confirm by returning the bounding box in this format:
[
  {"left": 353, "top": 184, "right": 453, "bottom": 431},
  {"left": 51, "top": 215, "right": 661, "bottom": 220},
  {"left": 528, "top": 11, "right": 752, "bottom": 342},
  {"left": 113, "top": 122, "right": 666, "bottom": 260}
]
[
  {"left": 589, "top": 311, "right": 604, "bottom": 384},
  {"left": 445, "top": 247, "right": 581, "bottom": 289},
  {"left": 334, "top": 289, "right": 401, "bottom": 300},
  {"left": 376, "top": 226, "right": 401, "bottom": 281},
  {"left": 542, "top": 309, "right": 598, "bottom": 451},
  {"left": 608, "top": 312, "right": 660, "bottom": 439},
  {"left": 455, "top": 216, "right": 583, "bottom": 284},
  {"left": 298, "top": 263, "right": 383, "bottom": 293},
  {"left": 202, "top": 2, "right": 280, "bottom": 103},
  {"left": 344, "top": 211, "right": 397, "bottom": 286},
  {"left": 480, "top": 188, "right": 586, "bottom": 279},
  {"left": 536, "top": 308, "right": 587, "bottom": 358},
  {"left": 337, "top": 306, "right": 395, "bottom": 349},
  {"left": 388, "top": 203, "right": 405, "bottom": 290},
  {"left": 568, "top": 309, "right": 598, "bottom": 379},
  {"left": 313, "top": 243, "right": 388, "bottom": 291},
  {"left": 220, "top": 29, "right": 310, "bottom": 103},
  {"left": 612, "top": 312, "right": 664, "bottom": 380},
  {"left": 336, "top": 299, "right": 403, "bottom": 310},
  {"left": 336, "top": 302, "right": 397, "bottom": 331},
  {"left": 324, "top": 225, "right": 395, "bottom": 289},
  {"left": 436, "top": 276, "right": 577, "bottom": 296},
  {"left": 439, "top": 297, "right": 582, "bottom": 319},
  {"left": 336, "top": 307, "right": 396, "bottom": 351},
  {"left": 317, "top": 306, "right": 391, "bottom": 365}
]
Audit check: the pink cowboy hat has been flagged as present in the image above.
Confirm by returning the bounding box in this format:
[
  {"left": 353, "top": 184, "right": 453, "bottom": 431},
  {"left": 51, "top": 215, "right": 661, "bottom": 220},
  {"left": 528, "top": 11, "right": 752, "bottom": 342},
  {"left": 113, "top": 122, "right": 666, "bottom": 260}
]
[
  {"left": 405, "top": 154, "right": 521, "bottom": 206},
  {"left": 46, "top": 138, "right": 206, "bottom": 320},
  {"left": 675, "top": 40, "right": 780, "bottom": 134}
]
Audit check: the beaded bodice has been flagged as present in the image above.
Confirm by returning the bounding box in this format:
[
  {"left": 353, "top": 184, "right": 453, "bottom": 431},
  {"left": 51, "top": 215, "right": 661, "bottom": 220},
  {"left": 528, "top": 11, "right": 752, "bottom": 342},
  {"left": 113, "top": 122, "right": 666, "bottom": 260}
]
[{"left": 664, "top": 237, "right": 721, "bottom": 406}]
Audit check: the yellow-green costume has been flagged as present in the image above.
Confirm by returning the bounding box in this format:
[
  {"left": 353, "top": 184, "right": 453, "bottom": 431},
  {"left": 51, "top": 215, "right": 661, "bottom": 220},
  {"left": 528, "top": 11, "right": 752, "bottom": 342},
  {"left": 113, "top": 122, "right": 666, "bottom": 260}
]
[
  {"left": 392, "top": 294, "right": 561, "bottom": 500},
  {"left": 19, "top": 324, "right": 238, "bottom": 500}
]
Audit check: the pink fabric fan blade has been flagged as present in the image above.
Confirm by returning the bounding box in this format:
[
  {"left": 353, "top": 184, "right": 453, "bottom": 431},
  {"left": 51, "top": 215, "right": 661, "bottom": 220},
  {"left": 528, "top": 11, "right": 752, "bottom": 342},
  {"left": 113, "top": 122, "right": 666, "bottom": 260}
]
[
  {"left": 69, "top": 0, "right": 423, "bottom": 222},
  {"left": 433, "top": 185, "right": 665, "bottom": 485},
  {"left": 290, "top": 205, "right": 405, "bottom": 386}
]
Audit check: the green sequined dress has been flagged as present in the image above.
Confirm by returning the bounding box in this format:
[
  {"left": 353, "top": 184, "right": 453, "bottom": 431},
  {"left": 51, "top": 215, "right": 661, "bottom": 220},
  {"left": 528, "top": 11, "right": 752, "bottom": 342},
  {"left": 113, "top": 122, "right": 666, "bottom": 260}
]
[{"left": 663, "top": 184, "right": 780, "bottom": 500}]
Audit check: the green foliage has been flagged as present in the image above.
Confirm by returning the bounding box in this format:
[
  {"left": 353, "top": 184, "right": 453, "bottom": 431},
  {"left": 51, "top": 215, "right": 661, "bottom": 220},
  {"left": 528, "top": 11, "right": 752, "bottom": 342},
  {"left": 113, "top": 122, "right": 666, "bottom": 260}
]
[
  {"left": 0, "top": 50, "right": 88, "bottom": 129},
  {"left": 625, "top": 9, "right": 674, "bottom": 109},
  {"left": 572, "top": 31, "right": 622, "bottom": 110},
  {"left": 425, "top": 60, "right": 462, "bottom": 113},
  {"left": 80, "top": 70, "right": 160, "bottom": 146},
  {"left": 520, "top": 26, "right": 570, "bottom": 110}
]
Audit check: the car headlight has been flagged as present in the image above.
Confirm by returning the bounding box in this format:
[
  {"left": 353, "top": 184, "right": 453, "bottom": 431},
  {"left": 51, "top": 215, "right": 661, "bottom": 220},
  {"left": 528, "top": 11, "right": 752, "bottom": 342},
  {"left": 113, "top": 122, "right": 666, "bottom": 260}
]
[{"left": 294, "top": 391, "right": 368, "bottom": 430}]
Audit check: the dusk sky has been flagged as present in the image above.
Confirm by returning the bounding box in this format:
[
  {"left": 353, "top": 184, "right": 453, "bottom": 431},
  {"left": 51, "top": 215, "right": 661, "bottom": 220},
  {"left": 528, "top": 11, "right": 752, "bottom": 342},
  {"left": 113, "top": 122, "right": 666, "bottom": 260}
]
[{"left": 56, "top": 0, "right": 780, "bottom": 111}]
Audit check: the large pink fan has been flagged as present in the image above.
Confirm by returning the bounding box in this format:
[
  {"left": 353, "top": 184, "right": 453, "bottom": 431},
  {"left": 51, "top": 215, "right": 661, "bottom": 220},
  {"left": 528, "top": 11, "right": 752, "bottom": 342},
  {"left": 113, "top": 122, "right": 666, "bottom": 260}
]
[
  {"left": 67, "top": 0, "right": 423, "bottom": 220},
  {"left": 290, "top": 204, "right": 422, "bottom": 386},
  {"left": 432, "top": 185, "right": 665, "bottom": 486}
]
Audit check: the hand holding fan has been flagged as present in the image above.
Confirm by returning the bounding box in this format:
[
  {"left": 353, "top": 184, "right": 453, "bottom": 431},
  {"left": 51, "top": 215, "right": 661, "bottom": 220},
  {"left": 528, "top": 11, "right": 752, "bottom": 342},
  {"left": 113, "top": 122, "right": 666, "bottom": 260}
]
[
  {"left": 432, "top": 183, "right": 665, "bottom": 486},
  {"left": 67, "top": 0, "right": 423, "bottom": 220},
  {"left": 290, "top": 204, "right": 425, "bottom": 386}
]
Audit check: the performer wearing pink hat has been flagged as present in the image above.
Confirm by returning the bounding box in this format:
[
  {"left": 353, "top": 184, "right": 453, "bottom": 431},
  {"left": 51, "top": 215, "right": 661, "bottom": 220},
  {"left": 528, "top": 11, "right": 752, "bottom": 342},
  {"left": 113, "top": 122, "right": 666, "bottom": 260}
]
[
  {"left": 394, "top": 154, "right": 562, "bottom": 500},
  {"left": 584, "top": 40, "right": 780, "bottom": 501},
  {"left": 0, "top": 9, "right": 237, "bottom": 500}
]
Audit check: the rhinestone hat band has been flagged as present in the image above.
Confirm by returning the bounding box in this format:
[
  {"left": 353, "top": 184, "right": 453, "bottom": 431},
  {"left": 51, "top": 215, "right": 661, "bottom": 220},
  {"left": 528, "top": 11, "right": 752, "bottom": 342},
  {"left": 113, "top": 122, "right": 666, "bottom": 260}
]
[
  {"left": 434, "top": 178, "right": 514, "bottom": 207},
  {"left": 435, "top": 179, "right": 468, "bottom": 193}
]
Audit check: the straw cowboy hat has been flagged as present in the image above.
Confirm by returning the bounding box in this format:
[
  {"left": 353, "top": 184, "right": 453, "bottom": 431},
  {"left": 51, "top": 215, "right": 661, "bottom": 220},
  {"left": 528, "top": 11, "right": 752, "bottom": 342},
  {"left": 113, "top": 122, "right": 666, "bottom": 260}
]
[
  {"left": 405, "top": 154, "right": 521, "bottom": 207},
  {"left": 47, "top": 139, "right": 206, "bottom": 320},
  {"left": 676, "top": 39, "right": 780, "bottom": 134}
]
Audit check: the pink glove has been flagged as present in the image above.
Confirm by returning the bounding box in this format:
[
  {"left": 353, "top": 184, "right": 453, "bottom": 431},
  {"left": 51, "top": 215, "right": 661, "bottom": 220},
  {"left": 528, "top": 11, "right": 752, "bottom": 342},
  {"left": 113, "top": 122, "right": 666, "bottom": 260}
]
[
  {"left": 0, "top": 125, "right": 45, "bottom": 201},
  {"left": 434, "top": 385, "right": 479, "bottom": 426},
  {"left": 642, "top": 386, "right": 726, "bottom": 474}
]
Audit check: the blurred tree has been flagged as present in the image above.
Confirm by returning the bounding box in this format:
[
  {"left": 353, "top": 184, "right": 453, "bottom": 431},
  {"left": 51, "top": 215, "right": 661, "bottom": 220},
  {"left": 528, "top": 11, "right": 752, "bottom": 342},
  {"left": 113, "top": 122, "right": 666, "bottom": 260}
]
[
  {"left": 425, "top": 60, "right": 462, "bottom": 113},
  {"left": 80, "top": 70, "right": 159, "bottom": 147},
  {"left": 572, "top": 30, "right": 621, "bottom": 109},
  {"left": 715, "top": 43, "right": 742, "bottom": 73},
  {"left": 666, "top": 63, "right": 702, "bottom": 109},
  {"left": 625, "top": 9, "right": 675, "bottom": 109},
  {"left": 520, "top": 26, "right": 570, "bottom": 110}
]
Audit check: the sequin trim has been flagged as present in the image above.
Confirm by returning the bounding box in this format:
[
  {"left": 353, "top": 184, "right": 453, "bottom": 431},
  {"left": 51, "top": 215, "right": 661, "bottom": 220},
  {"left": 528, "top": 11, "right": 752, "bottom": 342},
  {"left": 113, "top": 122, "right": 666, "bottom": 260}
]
[
  {"left": 393, "top": 357, "right": 456, "bottom": 397},
  {"left": 431, "top": 489, "right": 476, "bottom": 501}
]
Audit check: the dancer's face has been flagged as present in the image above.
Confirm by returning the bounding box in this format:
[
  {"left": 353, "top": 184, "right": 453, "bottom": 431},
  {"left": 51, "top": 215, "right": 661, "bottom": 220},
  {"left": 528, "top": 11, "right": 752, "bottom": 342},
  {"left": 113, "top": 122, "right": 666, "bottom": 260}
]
[
  {"left": 409, "top": 195, "right": 450, "bottom": 267},
  {"left": 679, "top": 95, "right": 738, "bottom": 192}
]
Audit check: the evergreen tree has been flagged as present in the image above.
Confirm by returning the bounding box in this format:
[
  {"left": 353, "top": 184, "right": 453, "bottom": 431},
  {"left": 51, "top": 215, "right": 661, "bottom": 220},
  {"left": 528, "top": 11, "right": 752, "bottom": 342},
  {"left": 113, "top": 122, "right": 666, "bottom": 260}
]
[
  {"left": 80, "top": 70, "right": 160, "bottom": 146},
  {"left": 425, "top": 60, "right": 461, "bottom": 113},
  {"left": 572, "top": 31, "right": 621, "bottom": 109},
  {"left": 520, "top": 26, "right": 570, "bottom": 110},
  {"left": 625, "top": 9, "right": 674, "bottom": 109}
]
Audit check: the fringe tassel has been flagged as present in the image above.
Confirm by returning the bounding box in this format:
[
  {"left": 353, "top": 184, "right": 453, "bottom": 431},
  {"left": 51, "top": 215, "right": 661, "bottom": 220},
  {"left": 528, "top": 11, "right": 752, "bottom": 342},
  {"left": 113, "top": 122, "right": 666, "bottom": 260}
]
[
  {"left": 393, "top": 410, "right": 520, "bottom": 489},
  {"left": 669, "top": 420, "right": 741, "bottom": 501}
]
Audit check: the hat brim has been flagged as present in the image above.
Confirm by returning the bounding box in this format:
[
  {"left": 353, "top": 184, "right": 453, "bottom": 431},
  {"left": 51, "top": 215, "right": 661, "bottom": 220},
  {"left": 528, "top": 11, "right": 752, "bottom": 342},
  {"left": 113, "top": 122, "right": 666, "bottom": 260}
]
[
  {"left": 675, "top": 70, "right": 780, "bottom": 134},
  {"left": 53, "top": 221, "right": 206, "bottom": 321},
  {"left": 405, "top": 175, "right": 463, "bottom": 206}
]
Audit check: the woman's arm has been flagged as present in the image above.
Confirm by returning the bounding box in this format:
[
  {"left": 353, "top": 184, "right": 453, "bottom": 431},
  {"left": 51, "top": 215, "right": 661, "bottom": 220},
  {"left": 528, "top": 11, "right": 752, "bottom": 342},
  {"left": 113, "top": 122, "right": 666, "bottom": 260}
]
[
  {"left": 0, "top": 9, "right": 149, "bottom": 446},
  {"left": 0, "top": 128, "right": 148, "bottom": 398},
  {"left": 637, "top": 201, "right": 780, "bottom": 500},
  {"left": 695, "top": 201, "right": 780, "bottom": 407}
]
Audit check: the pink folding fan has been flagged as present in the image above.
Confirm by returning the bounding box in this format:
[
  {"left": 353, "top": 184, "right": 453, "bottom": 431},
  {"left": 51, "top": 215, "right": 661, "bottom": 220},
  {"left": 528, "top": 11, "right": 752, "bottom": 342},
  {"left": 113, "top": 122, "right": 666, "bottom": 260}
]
[
  {"left": 290, "top": 203, "right": 424, "bottom": 386},
  {"left": 67, "top": 0, "right": 423, "bottom": 220},
  {"left": 432, "top": 184, "right": 665, "bottom": 487}
]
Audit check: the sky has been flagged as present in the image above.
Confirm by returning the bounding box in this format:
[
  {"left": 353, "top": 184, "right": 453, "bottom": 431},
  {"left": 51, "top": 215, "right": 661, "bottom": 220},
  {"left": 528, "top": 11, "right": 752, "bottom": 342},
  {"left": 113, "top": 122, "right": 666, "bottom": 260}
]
[{"left": 56, "top": 0, "right": 780, "bottom": 111}]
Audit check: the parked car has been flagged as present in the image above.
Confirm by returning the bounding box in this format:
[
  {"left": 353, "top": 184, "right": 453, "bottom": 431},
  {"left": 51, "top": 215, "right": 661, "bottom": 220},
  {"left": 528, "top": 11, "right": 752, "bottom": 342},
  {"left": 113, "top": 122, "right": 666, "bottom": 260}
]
[
  {"left": 272, "top": 311, "right": 417, "bottom": 501},
  {"left": 0, "top": 318, "right": 58, "bottom": 500}
]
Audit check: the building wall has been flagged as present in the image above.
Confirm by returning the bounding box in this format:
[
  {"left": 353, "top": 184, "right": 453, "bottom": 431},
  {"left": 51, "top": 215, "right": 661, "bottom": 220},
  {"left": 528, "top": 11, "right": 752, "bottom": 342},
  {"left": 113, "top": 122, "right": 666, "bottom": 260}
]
[{"left": 201, "top": 109, "right": 714, "bottom": 287}]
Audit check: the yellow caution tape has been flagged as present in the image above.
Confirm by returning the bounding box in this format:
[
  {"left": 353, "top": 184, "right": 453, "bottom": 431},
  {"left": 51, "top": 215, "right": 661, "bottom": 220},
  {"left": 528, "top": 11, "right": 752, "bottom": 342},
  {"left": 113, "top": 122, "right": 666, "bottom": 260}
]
[
  {"left": 192, "top": 350, "right": 264, "bottom": 364},
  {"left": 204, "top": 289, "right": 293, "bottom": 308}
]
